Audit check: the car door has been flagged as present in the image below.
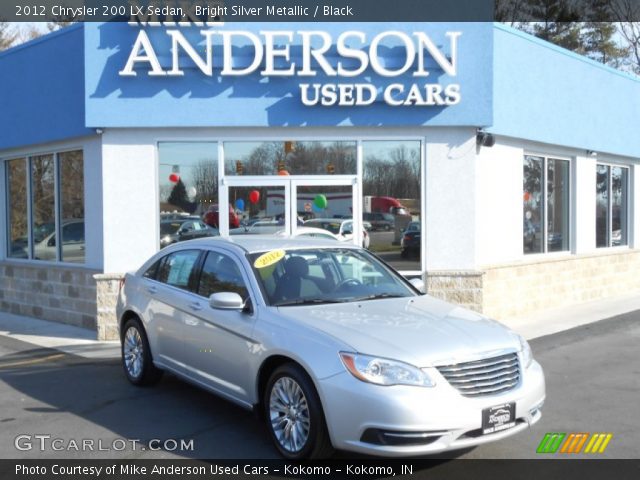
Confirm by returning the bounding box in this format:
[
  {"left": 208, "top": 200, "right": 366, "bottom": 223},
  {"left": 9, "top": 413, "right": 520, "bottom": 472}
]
[
  {"left": 144, "top": 249, "right": 202, "bottom": 373},
  {"left": 181, "top": 249, "right": 258, "bottom": 404}
]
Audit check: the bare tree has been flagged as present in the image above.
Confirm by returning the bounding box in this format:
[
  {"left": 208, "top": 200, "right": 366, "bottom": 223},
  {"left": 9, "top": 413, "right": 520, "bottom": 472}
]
[
  {"left": 0, "top": 21, "right": 17, "bottom": 50},
  {"left": 612, "top": 0, "right": 640, "bottom": 73}
]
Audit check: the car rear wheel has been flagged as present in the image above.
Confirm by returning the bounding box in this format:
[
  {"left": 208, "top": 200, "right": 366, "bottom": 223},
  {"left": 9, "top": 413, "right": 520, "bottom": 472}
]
[
  {"left": 121, "top": 318, "right": 163, "bottom": 386},
  {"left": 264, "top": 364, "right": 333, "bottom": 459}
]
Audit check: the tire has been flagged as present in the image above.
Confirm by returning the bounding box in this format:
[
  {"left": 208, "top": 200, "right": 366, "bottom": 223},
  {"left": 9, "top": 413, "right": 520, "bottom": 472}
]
[
  {"left": 264, "top": 364, "right": 334, "bottom": 459},
  {"left": 121, "top": 317, "right": 163, "bottom": 386},
  {"left": 400, "top": 249, "right": 409, "bottom": 258}
]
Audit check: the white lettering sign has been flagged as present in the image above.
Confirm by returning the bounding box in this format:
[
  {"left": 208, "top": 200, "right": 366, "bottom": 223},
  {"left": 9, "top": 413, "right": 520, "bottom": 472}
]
[{"left": 119, "top": 22, "right": 462, "bottom": 107}]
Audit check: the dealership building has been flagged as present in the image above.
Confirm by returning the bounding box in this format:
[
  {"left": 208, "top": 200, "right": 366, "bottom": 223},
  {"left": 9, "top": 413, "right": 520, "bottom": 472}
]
[{"left": 1, "top": 21, "right": 639, "bottom": 340}]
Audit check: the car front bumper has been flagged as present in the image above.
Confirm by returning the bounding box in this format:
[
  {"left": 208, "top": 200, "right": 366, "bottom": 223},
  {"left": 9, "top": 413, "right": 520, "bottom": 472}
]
[{"left": 318, "top": 360, "right": 545, "bottom": 457}]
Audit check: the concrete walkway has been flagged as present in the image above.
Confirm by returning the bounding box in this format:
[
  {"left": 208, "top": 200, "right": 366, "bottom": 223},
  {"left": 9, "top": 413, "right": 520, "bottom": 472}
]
[{"left": 0, "top": 292, "right": 639, "bottom": 359}]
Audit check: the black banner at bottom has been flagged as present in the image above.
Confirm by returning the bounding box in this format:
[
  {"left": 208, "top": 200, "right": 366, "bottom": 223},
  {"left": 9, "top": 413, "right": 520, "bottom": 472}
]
[{"left": 2, "top": 459, "right": 640, "bottom": 480}]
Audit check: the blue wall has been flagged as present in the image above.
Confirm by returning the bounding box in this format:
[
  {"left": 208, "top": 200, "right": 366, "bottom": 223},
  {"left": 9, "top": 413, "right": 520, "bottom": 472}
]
[
  {"left": 0, "top": 25, "right": 92, "bottom": 151},
  {"left": 491, "top": 23, "right": 640, "bottom": 158},
  {"left": 84, "top": 22, "right": 493, "bottom": 128}
]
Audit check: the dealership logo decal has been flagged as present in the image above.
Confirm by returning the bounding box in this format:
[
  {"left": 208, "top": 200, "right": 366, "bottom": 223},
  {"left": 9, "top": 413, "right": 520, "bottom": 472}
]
[
  {"left": 536, "top": 432, "right": 613, "bottom": 454},
  {"left": 119, "top": 1, "right": 461, "bottom": 107}
]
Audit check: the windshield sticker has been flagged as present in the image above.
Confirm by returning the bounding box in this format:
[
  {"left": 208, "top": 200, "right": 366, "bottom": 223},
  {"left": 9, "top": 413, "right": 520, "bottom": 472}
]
[{"left": 254, "top": 249, "right": 286, "bottom": 269}]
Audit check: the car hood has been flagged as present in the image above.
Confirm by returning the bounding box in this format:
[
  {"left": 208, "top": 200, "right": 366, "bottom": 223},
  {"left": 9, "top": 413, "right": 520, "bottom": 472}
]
[{"left": 276, "top": 295, "right": 521, "bottom": 367}]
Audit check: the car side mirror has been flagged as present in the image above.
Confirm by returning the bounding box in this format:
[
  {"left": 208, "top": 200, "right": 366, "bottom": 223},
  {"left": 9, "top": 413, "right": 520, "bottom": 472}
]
[
  {"left": 409, "top": 278, "right": 426, "bottom": 294},
  {"left": 47, "top": 236, "right": 56, "bottom": 247},
  {"left": 209, "top": 292, "right": 244, "bottom": 310}
]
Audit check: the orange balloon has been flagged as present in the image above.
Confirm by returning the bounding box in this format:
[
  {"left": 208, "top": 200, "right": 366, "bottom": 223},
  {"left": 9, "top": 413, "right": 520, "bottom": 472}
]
[{"left": 278, "top": 170, "right": 290, "bottom": 176}]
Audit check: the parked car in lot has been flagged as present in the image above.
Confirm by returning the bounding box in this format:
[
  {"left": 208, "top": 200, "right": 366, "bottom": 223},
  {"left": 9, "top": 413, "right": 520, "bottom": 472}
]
[
  {"left": 275, "top": 226, "right": 342, "bottom": 242},
  {"left": 400, "top": 221, "right": 421, "bottom": 258},
  {"left": 117, "top": 237, "right": 545, "bottom": 459},
  {"left": 363, "top": 212, "right": 395, "bottom": 231},
  {"left": 303, "top": 218, "right": 370, "bottom": 248},
  {"left": 15, "top": 219, "right": 86, "bottom": 261},
  {"left": 203, "top": 204, "right": 241, "bottom": 229},
  {"left": 160, "top": 218, "right": 218, "bottom": 248}
]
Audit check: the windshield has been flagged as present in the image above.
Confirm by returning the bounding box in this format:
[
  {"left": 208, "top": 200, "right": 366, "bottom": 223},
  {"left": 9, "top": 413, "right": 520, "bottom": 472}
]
[{"left": 249, "top": 248, "right": 416, "bottom": 306}]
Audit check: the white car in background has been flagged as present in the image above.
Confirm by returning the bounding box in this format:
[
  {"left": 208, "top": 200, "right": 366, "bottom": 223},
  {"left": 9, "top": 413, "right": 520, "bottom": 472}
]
[{"left": 303, "top": 218, "right": 370, "bottom": 248}]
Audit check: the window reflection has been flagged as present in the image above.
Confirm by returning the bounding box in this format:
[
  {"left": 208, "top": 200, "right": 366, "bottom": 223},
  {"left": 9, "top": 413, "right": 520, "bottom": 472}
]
[
  {"left": 224, "top": 141, "right": 356, "bottom": 176},
  {"left": 597, "top": 164, "right": 629, "bottom": 248},
  {"left": 523, "top": 156, "right": 543, "bottom": 254},
  {"left": 596, "top": 165, "right": 609, "bottom": 248},
  {"left": 363, "top": 141, "right": 421, "bottom": 271},
  {"left": 7, "top": 159, "right": 28, "bottom": 259},
  {"left": 547, "top": 159, "right": 570, "bottom": 252},
  {"left": 158, "top": 142, "right": 219, "bottom": 244},
  {"left": 60, "top": 151, "right": 85, "bottom": 263},
  {"left": 31, "top": 154, "right": 56, "bottom": 261}
]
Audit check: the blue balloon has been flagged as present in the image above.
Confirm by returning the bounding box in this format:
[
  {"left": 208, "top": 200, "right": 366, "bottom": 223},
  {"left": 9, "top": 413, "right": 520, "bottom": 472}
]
[
  {"left": 235, "top": 198, "right": 245, "bottom": 211},
  {"left": 311, "top": 203, "right": 323, "bottom": 212}
]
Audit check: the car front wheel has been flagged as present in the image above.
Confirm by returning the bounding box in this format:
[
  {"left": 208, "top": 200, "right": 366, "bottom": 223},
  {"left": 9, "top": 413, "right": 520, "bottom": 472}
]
[
  {"left": 264, "top": 364, "right": 333, "bottom": 459},
  {"left": 121, "top": 318, "right": 163, "bottom": 386}
]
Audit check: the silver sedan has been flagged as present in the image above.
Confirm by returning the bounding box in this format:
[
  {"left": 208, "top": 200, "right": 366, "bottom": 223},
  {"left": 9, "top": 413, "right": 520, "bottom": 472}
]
[{"left": 117, "top": 237, "right": 545, "bottom": 459}]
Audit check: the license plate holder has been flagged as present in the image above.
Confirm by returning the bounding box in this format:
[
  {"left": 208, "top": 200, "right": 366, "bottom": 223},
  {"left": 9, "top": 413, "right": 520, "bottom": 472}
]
[{"left": 482, "top": 402, "right": 516, "bottom": 434}]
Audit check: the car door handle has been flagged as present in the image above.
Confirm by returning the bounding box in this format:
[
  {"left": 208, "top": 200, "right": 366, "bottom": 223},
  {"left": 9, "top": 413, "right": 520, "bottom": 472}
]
[
  {"left": 189, "top": 302, "right": 203, "bottom": 312},
  {"left": 147, "top": 286, "right": 158, "bottom": 294}
]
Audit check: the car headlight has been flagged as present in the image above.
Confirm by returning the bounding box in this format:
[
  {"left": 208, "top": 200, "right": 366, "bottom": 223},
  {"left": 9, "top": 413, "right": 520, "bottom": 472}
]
[
  {"left": 339, "top": 352, "right": 435, "bottom": 387},
  {"left": 519, "top": 336, "right": 533, "bottom": 369}
]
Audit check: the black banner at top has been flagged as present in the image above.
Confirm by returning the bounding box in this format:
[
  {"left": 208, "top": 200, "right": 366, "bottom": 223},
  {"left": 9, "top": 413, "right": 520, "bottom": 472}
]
[{"left": 3, "top": 0, "right": 640, "bottom": 23}]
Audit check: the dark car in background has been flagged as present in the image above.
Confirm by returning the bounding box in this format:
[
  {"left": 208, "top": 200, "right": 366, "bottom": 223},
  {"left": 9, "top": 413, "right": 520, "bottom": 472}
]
[
  {"left": 160, "top": 218, "right": 218, "bottom": 248},
  {"left": 400, "top": 221, "right": 421, "bottom": 258},
  {"left": 363, "top": 212, "right": 395, "bottom": 231}
]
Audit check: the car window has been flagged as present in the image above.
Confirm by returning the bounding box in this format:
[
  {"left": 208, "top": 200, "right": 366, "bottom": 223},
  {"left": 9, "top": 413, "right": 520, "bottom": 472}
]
[
  {"left": 62, "top": 222, "right": 84, "bottom": 244},
  {"left": 197, "top": 251, "right": 249, "bottom": 300},
  {"left": 156, "top": 250, "right": 201, "bottom": 290},
  {"left": 143, "top": 259, "right": 163, "bottom": 280},
  {"left": 251, "top": 248, "right": 415, "bottom": 306}
]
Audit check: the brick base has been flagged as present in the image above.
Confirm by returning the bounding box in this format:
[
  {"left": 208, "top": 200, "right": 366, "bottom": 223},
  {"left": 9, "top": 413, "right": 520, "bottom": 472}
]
[
  {"left": 94, "top": 273, "right": 125, "bottom": 341},
  {"left": 482, "top": 249, "right": 640, "bottom": 319},
  {"left": 0, "top": 262, "right": 98, "bottom": 333}
]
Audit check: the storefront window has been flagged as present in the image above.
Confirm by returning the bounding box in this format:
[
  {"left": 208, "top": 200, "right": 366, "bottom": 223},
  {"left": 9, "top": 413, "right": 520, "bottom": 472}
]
[
  {"left": 224, "top": 141, "right": 356, "bottom": 176},
  {"left": 523, "top": 155, "right": 570, "bottom": 254},
  {"left": 31, "top": 155, "right": 56, "bottom": 262},
  {"left": 59, "top": 151, "right": 85, "bottom": 263},
  {"left": 547, "top": 159, "right": 570, "bottom": 252},
  {"left": 158, "top": 143, "right": 218, "bottom": 246},
  {"left": 597, "top": 164, "right": 628, "bottom": 248},
  {"left": 362, "top": 141, "right": 421, "bottom": 271},
  {"left": 596, "top": 165, "right": 609, "bottom": 247},
  {"left": 4, "top": 150, "right": 85, "bottom": 262},
  {"left": 228, "top": 186, "right": 286, "bottom": 235},
  {"left": 6, "top": 158, "right": 28, "bottom": 259}
]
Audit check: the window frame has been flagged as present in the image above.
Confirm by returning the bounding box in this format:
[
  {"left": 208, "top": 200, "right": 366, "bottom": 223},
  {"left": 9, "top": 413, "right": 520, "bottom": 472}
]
[
  {"left": 596, "top": 161, "right": 630, "bottom": 249},
  {"left": 523, "top": 153, "right": 573, "bottom": 256},
  {"left": 3, "top": 148, "right": 84, "bottom": 264}
]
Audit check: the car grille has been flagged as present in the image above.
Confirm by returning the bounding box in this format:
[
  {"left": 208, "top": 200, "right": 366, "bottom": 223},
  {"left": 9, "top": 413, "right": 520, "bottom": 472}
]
[{"left": 436, "top": 352, "right": 520, "bottom": 397}]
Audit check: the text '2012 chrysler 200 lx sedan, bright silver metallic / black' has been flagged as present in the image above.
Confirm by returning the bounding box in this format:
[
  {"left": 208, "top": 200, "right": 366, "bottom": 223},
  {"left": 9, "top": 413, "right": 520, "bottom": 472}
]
[{"left": 117, "top": 237, "right": 545, "bottom": 459}]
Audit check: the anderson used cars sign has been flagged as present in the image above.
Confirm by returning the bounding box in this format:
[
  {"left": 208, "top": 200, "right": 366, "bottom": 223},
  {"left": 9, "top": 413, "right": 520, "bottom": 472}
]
[{"left": 119, "top": 19, "right": 462, "bottom": 107}]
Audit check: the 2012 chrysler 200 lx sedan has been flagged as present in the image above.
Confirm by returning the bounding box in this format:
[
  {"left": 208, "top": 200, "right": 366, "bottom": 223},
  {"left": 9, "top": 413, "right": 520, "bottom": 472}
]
[{"left": 117, "top": 237, "right": 545, "bottom": 459}]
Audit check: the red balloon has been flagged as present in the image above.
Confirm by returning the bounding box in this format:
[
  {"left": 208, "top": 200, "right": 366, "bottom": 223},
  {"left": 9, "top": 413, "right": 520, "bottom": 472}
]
[
  {"left": 169, "top": 173, "right": 180, "bottom": 183},
  {"left": 249, "top": 190, "right": 260, "bottom": 204},
  {"left": 278, "top": 170, "right": 289, "bottom": 176}
]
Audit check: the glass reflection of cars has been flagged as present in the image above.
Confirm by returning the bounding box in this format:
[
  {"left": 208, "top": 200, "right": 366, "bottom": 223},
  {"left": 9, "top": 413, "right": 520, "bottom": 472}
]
[
  {"left": 400, "top": 221, "right": 421, "bottom": 258},
  {"left": 160, "top": 218, "right": 217, "bottom": 248}
]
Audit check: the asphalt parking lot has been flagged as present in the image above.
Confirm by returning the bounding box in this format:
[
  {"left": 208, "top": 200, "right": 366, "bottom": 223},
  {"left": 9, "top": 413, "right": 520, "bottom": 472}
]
[{"left": 0, "top": 311, "right": 638, "bottom": 460}]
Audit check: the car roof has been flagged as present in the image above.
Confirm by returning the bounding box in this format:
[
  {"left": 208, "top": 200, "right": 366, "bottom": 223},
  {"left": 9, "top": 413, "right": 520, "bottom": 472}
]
[{"left": 173, "top": 235, "right": 356, "bottom": 253}]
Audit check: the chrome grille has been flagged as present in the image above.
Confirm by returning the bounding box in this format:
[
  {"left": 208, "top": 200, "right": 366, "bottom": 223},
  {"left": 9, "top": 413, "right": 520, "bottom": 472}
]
[{"left": 436, "top": 352, "right": 520, "bottom": 397}]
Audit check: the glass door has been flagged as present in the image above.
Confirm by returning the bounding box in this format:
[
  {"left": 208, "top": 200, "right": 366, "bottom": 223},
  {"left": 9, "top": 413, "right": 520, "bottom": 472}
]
[
  {"left": 221, "top": 177, "right": 360, "bottom": 245},
  {"left": 291, "top": 178, "right": 361, "bottom": 247}
]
